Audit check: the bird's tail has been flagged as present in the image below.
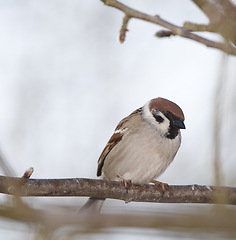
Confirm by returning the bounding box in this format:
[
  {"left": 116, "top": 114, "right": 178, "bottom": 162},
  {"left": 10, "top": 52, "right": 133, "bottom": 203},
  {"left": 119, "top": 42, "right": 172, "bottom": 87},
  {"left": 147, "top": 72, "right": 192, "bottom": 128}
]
[{"left": 78, "top": 197, "right": 105, "bottom": 214}]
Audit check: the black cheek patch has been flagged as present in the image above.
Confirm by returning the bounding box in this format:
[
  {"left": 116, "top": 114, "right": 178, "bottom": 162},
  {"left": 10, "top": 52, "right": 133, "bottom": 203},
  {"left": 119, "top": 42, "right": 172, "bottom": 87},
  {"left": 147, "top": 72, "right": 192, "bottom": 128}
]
[{"left": 153, "top": 114, "right": 164, "bottom": 123}]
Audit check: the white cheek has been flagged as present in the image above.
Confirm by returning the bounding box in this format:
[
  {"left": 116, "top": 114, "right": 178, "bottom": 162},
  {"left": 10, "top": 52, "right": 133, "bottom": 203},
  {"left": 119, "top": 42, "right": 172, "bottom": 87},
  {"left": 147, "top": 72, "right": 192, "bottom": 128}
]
[
  {"left": 142, "top": 102, "right": 170, "bottom": 135},
  {"left": 158, "top": 116, "right": 170, "bottom": 136}
]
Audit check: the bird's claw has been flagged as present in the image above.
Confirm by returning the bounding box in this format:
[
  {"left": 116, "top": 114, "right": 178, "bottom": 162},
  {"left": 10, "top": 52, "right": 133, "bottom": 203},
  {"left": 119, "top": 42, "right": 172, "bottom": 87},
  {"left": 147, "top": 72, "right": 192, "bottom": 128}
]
[
  {"left": 117, "top": 175, "right": 131, "bottom": 193},
  {"left": 151, "top": 180, "right": 169, "bottom": 194}
]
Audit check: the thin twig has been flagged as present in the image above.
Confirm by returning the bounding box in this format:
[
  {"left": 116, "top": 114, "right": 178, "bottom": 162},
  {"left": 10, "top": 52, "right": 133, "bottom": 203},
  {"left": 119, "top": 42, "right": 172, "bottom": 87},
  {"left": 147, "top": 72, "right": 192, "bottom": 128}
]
[
  {"left": 119, "top": 14, "right": 130, "bottom": 43},
  {"left": 21, "top": 167, "right": 34, "bottom": 182},
  {"left": 100, "top": 0, "right": 236, "bottom": 55},
  {"left": 155, "top": 30, "right": 173, "bottom": 38}
]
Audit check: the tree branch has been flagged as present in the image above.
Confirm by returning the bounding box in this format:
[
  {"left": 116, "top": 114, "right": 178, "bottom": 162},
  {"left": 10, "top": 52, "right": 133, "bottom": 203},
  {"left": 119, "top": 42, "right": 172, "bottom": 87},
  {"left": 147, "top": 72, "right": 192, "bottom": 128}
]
[
  {"left": 191, "top": 0, "right": 236, "bottom": 45},
  {"left": 119, "top": 14, "right": 130, "bottom": 43},
  {"left": 1, "top": 204, "right": 236, "bottom": 233},
  {"left": 1, "top": 175, "right": 236, "bottom": 205},
  {"left": 100, "top": 0, "right": 236, "bottom": 55}
]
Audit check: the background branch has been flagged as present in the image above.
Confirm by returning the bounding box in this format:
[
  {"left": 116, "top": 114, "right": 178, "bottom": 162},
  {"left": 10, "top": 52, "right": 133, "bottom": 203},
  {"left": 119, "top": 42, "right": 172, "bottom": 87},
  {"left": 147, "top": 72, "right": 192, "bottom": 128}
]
[
  {"left": 100, "top": 0, "right": 236, "bottom": 55},
  {"left": 1, "top": 204, "right": 236, "bottom": 233},
  {"left": 1, "top": 175, "right": 236, "bottom": 205},
  {"left": 191, "top": 0, "right": 236, "bottom": 45}
]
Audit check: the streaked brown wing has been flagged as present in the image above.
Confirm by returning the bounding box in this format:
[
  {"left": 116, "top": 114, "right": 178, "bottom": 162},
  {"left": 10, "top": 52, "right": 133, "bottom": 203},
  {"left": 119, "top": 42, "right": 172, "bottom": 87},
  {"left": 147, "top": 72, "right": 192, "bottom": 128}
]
[
  {"left": 97, "top": 131, "right": 123, "bottom": 176},
  {"left": 97, "top": 107, "right": 142, "bottom": 177}
]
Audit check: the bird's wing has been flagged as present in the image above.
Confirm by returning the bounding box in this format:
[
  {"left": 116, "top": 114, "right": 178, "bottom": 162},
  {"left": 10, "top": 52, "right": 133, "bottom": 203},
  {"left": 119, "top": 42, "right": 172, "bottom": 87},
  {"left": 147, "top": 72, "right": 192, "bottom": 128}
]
[{"left": 97, "top": 107, "right": 142, "bottom": 176}]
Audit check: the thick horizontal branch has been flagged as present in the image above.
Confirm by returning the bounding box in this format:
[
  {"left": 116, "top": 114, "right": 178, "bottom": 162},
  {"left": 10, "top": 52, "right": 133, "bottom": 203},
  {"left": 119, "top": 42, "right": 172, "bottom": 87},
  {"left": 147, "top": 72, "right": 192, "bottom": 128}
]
[
  {"left": 1, "top": 175, "right": 236, "bottom": 232},
  {"left": 100, "top": 0, "right": 236, "bottom": 55},
  {"left": 1, "top": 175, "right": 236, "bottom": 205}
]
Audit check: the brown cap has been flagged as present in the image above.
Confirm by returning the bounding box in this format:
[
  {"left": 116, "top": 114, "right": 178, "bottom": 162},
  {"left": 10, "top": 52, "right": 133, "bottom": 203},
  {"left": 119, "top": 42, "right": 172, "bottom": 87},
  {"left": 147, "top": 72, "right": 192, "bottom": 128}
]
[{"left": 149, "top": 97, "right": 185, "bottom": 121}]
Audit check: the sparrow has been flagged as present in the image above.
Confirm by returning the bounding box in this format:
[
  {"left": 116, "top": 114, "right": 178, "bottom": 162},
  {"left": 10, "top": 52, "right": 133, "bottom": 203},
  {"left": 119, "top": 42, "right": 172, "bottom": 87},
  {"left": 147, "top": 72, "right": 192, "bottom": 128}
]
[{"left": 80, "top": 97, "right": 185, "bottom": 213}]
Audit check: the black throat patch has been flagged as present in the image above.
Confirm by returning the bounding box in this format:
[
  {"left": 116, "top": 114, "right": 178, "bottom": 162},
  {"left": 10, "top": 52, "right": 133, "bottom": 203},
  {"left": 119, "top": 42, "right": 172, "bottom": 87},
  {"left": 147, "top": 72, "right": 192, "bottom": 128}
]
[
  {"left": 164, "top": 111, "right": 180, "bottom": 139},
  {"left": 166, "top": 124, "right": 179, "bottom": 139}
]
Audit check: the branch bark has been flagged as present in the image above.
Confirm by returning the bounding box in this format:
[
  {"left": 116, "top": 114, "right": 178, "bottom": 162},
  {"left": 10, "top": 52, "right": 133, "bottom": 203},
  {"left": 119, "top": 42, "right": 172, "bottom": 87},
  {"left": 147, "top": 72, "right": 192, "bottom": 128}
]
[
  {"left": 191, "top": 0, "right": 236, "bottom": 45},
  {"left": 1, "top": 175, "right": 236, "bottom": 205},
  {"left": 100, "top": 0, "right": 236, "bottom": 55}
]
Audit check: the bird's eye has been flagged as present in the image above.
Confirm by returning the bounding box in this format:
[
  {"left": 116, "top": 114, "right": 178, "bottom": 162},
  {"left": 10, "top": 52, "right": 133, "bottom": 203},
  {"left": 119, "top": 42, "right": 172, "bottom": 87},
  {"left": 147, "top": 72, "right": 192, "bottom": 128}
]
[{"left": 153, "top": 115, "right": 164, "bottom": 123}]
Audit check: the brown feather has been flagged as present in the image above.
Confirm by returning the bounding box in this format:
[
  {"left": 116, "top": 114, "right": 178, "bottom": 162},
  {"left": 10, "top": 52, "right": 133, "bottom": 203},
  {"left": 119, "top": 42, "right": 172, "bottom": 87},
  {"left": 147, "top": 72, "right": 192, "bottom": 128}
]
[
  {"left": 149, "top": 97, "right": 184, "bottom": 121},
  {"left": 97, "top": 107, "right": 142, "bottom": 176}
]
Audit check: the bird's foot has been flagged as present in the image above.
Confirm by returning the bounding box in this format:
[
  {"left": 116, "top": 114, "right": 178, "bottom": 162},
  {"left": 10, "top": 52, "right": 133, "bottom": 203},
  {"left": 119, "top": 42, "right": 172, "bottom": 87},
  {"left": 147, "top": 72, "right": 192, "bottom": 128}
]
[
  {"left": 117, "top": 175, "right": 132, "bottom": 193},
  {"left": 151, "top": 180, "right": 169, "bottom": 193}
]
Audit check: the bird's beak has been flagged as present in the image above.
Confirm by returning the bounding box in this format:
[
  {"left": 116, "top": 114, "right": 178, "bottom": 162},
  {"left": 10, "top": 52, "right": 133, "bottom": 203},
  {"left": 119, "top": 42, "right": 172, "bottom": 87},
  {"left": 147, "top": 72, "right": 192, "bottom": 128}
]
[{"left": 173, "top": 120, "right": 186, "bottom": 129}]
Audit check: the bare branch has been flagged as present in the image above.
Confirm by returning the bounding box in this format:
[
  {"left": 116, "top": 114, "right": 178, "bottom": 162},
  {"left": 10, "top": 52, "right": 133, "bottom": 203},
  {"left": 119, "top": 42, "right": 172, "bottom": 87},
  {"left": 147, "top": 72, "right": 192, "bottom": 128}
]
[
  {"left": 21, "top": 167, "right": 34, "bottom": 182},
  {"left": 119, "top": 14, "right": 130, "bottom": 43},
  {"left": 155, "top": 30, "right": 173, "bottom": 38},
  {"left": 1, "top": 175, "right": 236, "bottom": 205},
  {"left": 183, "top": 22, "right": 214, "bottom": 32},
  {"left": 1, "top": 204, "right": 236, "bottom": 233},
  {"left": 191, "top": 0, "right": 236, "bottom": 45},
  {"left": 100, "top": 0, "right": 236, "bottom": 55},
  {"left": 1, "top": 175, "right": 236, "bottom": 233}
]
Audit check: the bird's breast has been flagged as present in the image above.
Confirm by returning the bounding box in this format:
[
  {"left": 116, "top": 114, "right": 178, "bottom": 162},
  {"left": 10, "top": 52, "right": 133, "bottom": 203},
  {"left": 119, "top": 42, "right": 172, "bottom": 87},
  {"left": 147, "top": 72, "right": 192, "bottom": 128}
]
[{"left": 101, "top": 124, "right": 181, "bottom": 184}]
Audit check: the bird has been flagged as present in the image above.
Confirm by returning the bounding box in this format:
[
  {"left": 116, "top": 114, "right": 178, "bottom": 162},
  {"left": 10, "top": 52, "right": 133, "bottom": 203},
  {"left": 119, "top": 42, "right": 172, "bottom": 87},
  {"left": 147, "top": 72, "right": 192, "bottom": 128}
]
[{"left": 80, "top": 97, "right": 185, "bottom": 213}]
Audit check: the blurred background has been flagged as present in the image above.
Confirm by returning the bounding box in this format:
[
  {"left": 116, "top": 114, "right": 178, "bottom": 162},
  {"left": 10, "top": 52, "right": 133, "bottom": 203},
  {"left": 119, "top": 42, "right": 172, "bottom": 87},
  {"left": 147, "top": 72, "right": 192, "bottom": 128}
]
[{"left": 0, "top": 0, "right": 236, "bottom": 239}]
